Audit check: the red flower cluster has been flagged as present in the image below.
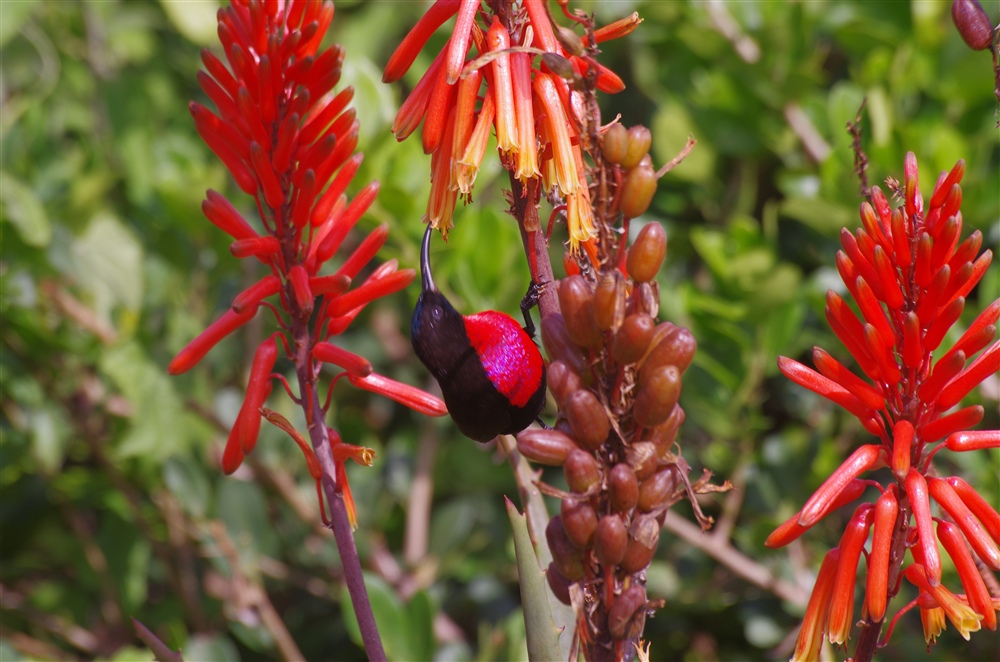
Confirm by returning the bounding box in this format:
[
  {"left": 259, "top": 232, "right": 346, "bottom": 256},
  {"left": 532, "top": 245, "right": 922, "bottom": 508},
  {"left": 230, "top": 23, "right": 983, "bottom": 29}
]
[
  {"left": 769, "top": 153, "right": 999, "bottom": 657},
  {"left": 383, "top": 0, "right": 639, "bottom": 249},
  {"left": 168, "top": 0, "right": 445, "bottom": 520}
]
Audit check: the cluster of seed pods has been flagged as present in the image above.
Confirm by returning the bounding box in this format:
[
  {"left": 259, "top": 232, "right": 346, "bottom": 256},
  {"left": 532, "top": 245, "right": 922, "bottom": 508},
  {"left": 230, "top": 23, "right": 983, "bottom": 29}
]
[{"left": 516, "top": 207, "right": 698, "bottom": 654}]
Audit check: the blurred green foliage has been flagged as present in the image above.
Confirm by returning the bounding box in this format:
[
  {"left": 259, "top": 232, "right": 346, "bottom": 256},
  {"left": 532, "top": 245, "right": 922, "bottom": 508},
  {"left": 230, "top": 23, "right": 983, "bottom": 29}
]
[{"left": 1, "top": 1, "right": 997, "bottom": 660}]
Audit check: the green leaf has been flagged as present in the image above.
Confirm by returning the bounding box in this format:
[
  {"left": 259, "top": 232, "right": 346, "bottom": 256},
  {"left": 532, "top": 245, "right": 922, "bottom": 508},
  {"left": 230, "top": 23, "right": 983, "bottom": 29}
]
[
  {"left": 216, "top": 479, "right": 280, "bottom": 561},
  {"left": 100, "top": 342, "right": 191, "bottom": 461},
  {"left": 28, "top": 403, "right": 70, "bottom": 475},
  {"left": 184, "top": 634, "right": 241, "bottom": 662},
  {"left": 71, "top": 213, "right": 144, "bottom": 323},
  {"left": 505, "top": 497, "right": 561, "bottom": 662},
  {"left": 163, "top": 456, "right": 211, "bottom": 518},
  {"left": 0, "top": 171, "right": 51, "bottom": 247},
  {"left": 158, "top": 0, "right": 221, "bottom": 46},
  {"left": 0, "top": 0, "right": 37, "bottom": 48}
]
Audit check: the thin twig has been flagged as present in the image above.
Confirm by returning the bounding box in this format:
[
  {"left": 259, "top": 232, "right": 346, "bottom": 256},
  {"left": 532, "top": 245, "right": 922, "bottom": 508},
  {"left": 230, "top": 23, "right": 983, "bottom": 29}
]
[
  {"left": 404, "top": 423, "right": 438, "bottom": 566},
  {"left": 661, "top": 510, "right": 809, "bottom": 607},
  {"left": 655, "top": 136, "right": 697, "bottom": 180},
  {"left": 846, "top": 97, "right": 870, "bottom": 198},
  {"left": 132, "top": 617, "right": 183, "bottom": 662}
]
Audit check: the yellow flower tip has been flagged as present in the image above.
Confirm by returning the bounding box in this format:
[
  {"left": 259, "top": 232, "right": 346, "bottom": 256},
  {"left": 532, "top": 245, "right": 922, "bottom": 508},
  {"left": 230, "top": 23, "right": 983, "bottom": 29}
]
[{"left": 921, "top": 606, "right": 946, "bottom": 645}]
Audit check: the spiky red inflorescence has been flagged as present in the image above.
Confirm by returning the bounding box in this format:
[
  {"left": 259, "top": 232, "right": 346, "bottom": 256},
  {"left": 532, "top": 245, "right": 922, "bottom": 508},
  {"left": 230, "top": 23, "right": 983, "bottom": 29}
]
[
  {"left": 771, "top": 153, "right": 999, "bottom": 658},
  {"left": 383, "top": 0, "right": 640, "bottom": 250},
  {"left": 170, "top": 0, "right": 446, "bottom": 520}
]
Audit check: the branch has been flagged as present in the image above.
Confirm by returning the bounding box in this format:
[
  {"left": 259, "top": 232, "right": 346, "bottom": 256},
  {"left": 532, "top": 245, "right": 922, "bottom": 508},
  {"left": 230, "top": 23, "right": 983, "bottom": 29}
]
[{"left": 132, "top": 617, "right": 183, "bottom": 662}]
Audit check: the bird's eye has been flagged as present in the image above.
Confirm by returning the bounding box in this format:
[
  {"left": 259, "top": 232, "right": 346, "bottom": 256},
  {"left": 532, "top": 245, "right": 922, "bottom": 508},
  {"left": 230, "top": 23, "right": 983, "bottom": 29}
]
[{"left": 431, "top": 305, "right": 443, "bottom": 320}]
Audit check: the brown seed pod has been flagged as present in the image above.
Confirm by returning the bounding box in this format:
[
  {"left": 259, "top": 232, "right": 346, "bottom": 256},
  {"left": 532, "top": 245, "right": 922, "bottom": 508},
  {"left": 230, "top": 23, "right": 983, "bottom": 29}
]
[
  {"left": 565, "top": 389, "right": 611, "bottom": 451},
  {"left": 621, "top": 515, "right": 661, "bottom": 573},
  {"left": 638, "top": 466, "right": 680, "bottom": 512},
  {"left": 619, "top": 163, "right": 657, "bottom": 219},
  {"left": 635, "top": 281, "right": 659, "bottom": 318},
  {"left": 516, "top": 428, "right": 577, "bottom": 466},
  {"left": 562, "top": 498, "right": 599, "bottom": 550},
  {"left": 952, "top": 0, "right": 994, "bottom": 51},
  {"left": 608, "top": 584, "right": 647, "bottom": 639},
  {"left": 651, "top": 405, "right": 685, "bottom": 456},
  {"left": 633, "top": 365, "right": 682, "bottom": 428},
  {"left": 546, "top": 515, "right": 587, "bottom": 581},
  {"left": 627, "top": 222, "right": 667, "bottom": 283},
  {"left": 594, "top": 514, "right": 628, "bottom": 567},
  {"left": 541, "top": 313, "right": 590, "bottom": 379},
  {"left": 564, "top": 448, "right": 600, "bottom": 493},
  {"left": 547, "top": 360, "right": 584, "bottom": 408},
  {"left": 611, "top": 313, "right": 656, "bottom": 365},
  {"left": 559, "top": 276, "right": 602, "bottom": 348},
  {"left": 626, "top": 441, "right": 659, "bottom": 480},
  {"left": 620, "top": 125, "right": 652, "bottom": 170},
  {"left": 609, "top": 463, "right": 639, "bottom": 513},
  {"left": 602, "top": 123, "right": 628, "bottom": 165},
  {"left": 546, "top": 562, "right": 572, "bottom": 605},
  {"left": 640, "top": 324, "right": 696, "bottom": 383},
  {"left": 593, "top": 270, "right": 626, "bottom": 332}
]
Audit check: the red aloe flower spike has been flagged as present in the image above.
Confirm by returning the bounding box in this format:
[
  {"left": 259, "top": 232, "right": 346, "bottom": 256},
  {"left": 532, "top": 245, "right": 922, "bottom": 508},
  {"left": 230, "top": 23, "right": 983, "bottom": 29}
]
[
  {"left": 841, "top": 230, "right": 884, "bottom": 301},
  {"left": 383, "top": 0, "right": 459, "bottom": 83},
  {"left": 891, "top": 419, "right": 913, "bottom": 481},
  {"left": 854, "top": 277, "right": 895, "bottom": 348},
  {"left": 334, "top": 224, "right": 390, "bottom": 281},
  {"left": 863, "top": 322, "right": 901, "bottom": 387},
  {"left": 923, "top": 297, "right": 966, "bottom": 352},
  {"left": 798, "top": 444, "right": 882, "bottom": 528},
  {"left": 812, "top": 347, "right": 885, "bottom": 411},
  {"left": 237, "top": 337, "right": 279, "bottom": 454},
  {"left": 939, "top": 298, "right": 999, "bottom": 363},
  {"left": 777, "top": 356, "right": 877, "bottom": 421},
  {"left": 594, "top": 12, "right": 643, "bottom": 43},
  {"left": 945, "top": 429, "right": 1000, "bottom": 453},
  {"left": 929, "top": 160, "right": 966, "bottom": 208},
  {"left": 866, "top": 487, "right": 899, "bottom": 623},
  {"left": 873, "top": 246, "right": 904, "bottom": 310},
  {"left": 310, "top": 274, "right": 351, "bottom": 298},
  {"left": 905, "top": 468, "right": 942, "bottom": 586},
  {"left": 314, "top": 341, "right": 373, "bottom": 377},
  {"left": 945, "top": 476, "right": 1000, "bottom": 545},
  {"left": 231, "top": 236, "right": 280, "bottom": 260},
  {"left": 232, "top": 274, "right": 282, "bottom": 314},
  {"left": 951, "top": 250, "right": 993, "bottom": 302},
  {"left": 288, "top": 264, "right": 314, "bottom": 315},
  {"left": 902, "top": 311, "right": 923, "bottom": 369},
  {"left": 828, "top": 503, "right": 874, "bottom": 644},
  {"left": 890, "top": 208, "right": 911, "bottom": 276},
  {"left": 917, "top": 350, "right": 966, "bottom": 404},
  {"left": 914, "top": 233, "right": 935, "bottom": 289},
  {"left": 445, "top": 0, "right": 478, "bottom": 84},
  {"left": 487, "top": 17, "right": 517, "bottom": 155},
  {"left": 311, "top": 153, "right": 363, "bottom": 227},
  {"left": 936, "top": 339, "right": 1000, "bottom": 410},
  {"left": 169, "top": 306, "right": 258, "bottom": 375},
  {"left": 937, "top": 520, "right": 996, "bottom": 631},
  {"left": 931, "top": 216, "right": 962, "bottom": 269},
  {"left": 524, "top": 0, "right": 558, "bottom": 52},
  {"left": 766, "top": 479, "right": 867, "bottom": 548},
  {"left": 326, "top": 269, "right": 415, "bottom": 318},
  {"left": 903, "top": 152, "right": 920, "bottom": 216},
  {"left": 904, "top": 564, "right": 983, "bottom": 640},
  {"left": 391, "top": 47, "right": 447, "bottom": 141},
  {"left": 927, "top": 477, "right": 1000, "bottom": 570},
  {"left": 825, "top": 291, "right": 882, "bottom": 382},
  {"left": 917, "top": 405, "right": 984, "bottom": 444},
  {"left": 347, "top": 372, "right": 447, "bottom": 417},
  {"left": 948, "top": 229, "right": 982, "bottom": 271},
  {"left": 915, "top": 265, "right": 951, "bottom": 327},
  {"left": 791, "top": 548, "right": 841, "bottom": 662},
  {"left": 314, "top": 180, "right": 380, "bottom": 265}
]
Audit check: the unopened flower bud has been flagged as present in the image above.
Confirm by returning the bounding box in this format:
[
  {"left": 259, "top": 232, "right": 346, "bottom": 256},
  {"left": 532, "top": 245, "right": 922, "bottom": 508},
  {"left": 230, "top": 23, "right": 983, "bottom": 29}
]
[
  {"left": 609, "top": 463, "right": 640, "bottom": 512},
  {"left": 562, "top": 498, "right": 599, "bottom": 550},
  {"left": 594, "top": 514, "right": 628, "bottom": 567},
  {"left": 612, "top": 313, "right": 656, "bottom": 364},
  {"left": 559, "top": 275, "right": 602, "bottom": 348},
  {"left": 564, "top": 448, "right": 601, "bottom": 493},
  {"left": 952, "top": 0, "right": 994, "bottom": 51},
  {"left": 547, "top": 360, "right": 584, "bottom": 407},
  {"left": 627, "top": 222, "right": 667, "bottom": 282},
  {"left": 634, "top": 365, "right": 682, "bottom": 428},
  {"left": 620, "top": 125, "right": 652, "bottom": 169},
  {"left": 602, "top": 123, "right": 628, "bottom": 164},
  {"left": 565, "top": 389, "right": 611, "bottom": 450}
]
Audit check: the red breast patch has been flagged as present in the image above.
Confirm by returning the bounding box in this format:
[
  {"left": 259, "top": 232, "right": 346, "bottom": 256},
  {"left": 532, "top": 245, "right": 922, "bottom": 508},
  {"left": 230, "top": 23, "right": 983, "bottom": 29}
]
[{"left": 463, "top": 311, "right": 544, "bottom": 408}]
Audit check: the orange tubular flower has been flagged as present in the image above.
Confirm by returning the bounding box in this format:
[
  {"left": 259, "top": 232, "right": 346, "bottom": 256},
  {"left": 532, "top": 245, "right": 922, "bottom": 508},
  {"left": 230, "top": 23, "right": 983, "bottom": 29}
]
[
  {"left": 172, "top": 1, "right": 446, "bottom": 494},
  {"left": 772, "top": 153, "right": 999, "bottom": 652},
  {"left": 828, "top": 504, "right": 874, "bottom": 644},
  {"left": 791, "top": 548, "right": 841, "bottom": 662}
]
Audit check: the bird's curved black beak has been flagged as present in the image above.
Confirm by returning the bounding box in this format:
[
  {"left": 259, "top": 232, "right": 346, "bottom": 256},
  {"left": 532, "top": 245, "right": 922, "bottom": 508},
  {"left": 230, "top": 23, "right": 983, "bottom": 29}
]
[{"left": 421, "top": 223, "right": 436, "bottom": 294}]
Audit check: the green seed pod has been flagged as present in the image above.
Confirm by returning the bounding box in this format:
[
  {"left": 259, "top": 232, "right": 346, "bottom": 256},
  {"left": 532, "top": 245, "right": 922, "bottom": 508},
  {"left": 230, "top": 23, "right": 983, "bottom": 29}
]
[
  {"left": 603, "top": 123, "right": 628, "bottom": 164},
  {"left": 611, "top": 313, "right": 656, "bottom": 365},
  {"left": 608, "top": 584, "right": 647, "bottom": 640},
  {"left": 516, "top": 428, "right": 577, "bottom": 466},
  {"left": 609, "top": 463, "right": 639, "bottom": 513},
  {"left": 546, "top": 562, "right": 572, "bottom": 605},
  {"left": 547, "top": 360, "right": 584, "bottom": 408},
  {"left": 593, "top": 270, "right": 626, "bottom": 332},
  {"left": 565, "top": 389, "right": 610, "bottom": 451},
  {"left": 546, "top": 515, "right": 587, "bottom": 580},
  {"left": 564, "top": 448, "right": 600, "bottom": 493},
  {"left": 619, "top": 164, "right": 657, "bottom": 218},
  {"left": 559, "top": 275, "right": 602, "bottom": 348},
  {"left": 638, "top": 466, "right": 680, "bottom": 512},
  {"left": 633, "top": 365, "right": 681, "bottom": 428},
  {"left": 594, "top": 514, "right": 628, "bottom": 567},
  {"left": 562, "top": 498, "right": 598, "bottom": 550},
  {"left": 640, "top": 324, "right": 696, "bottom": 383},
  {"left": 541, "top": 313, "right": 590, "bottom": 378},
  {"left": 620, "top": 125, "right": 652, "bottom": 170},
  {"left": 627, "top": 223, "right": 667, "bottom": 283}
]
